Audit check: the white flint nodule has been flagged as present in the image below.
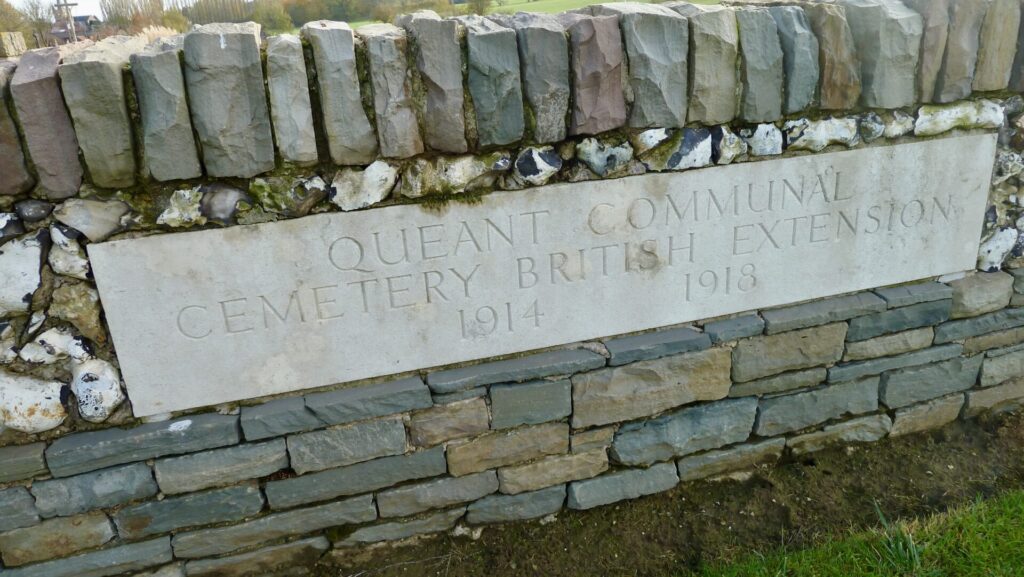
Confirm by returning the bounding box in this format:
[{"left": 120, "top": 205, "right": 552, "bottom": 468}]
[{"left": 0, "top": 371, "right": 66, "bottom": 433}]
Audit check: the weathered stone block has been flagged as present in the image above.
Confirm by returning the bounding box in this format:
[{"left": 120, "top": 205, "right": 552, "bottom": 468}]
[
  {"left": 802, "top": 2, "right": 861, "bottom": 110},
  {"left": 467, "top": 484, "right": 566, "bottom": 524},
  {"left": 950, "top": 272, "right": 1014, "bottom": 319},
  {"left": 966, "top": 378, "right": 1024, "bottom": 416},
  {"left": 617, "top": 8, "right": 689, "bottom": 127},
  {"left": 560, "top": 14, "right": 627, "bottom": 134},
  {"left": 240, "top": 397, "right": 324, "bottom": 440},
  {"left": 266, "top": 35, "right": 318, "bottom": 166},
  {"left": 409, "top": 397, "right": 490, "bottom": 446},
  {"left": 762, "top": 293, "right": 886, "bottom": 334},
  {"left": 736, "top": 8, "right": 784, "bottom": 122},
  {"left": 769, "top": 6, "right": 819, "bottom": 113},
  {"left": 567, "top": 462, "right": 678, "bottom": 510},
  {"left": 874, "top": 282, "right": 953, "bottom": 308},
  {"left": 402, "top": 11, "right": 467, "bottom": 153},
  {"left": 183, "top": 23, "right": 274, "bottom": 178},
  {"left": 265, "top": 447, "right": 446, "bottom": 510},
  {"left": 936, "top": 0, "right": 987, "bottom": 102},
  {"left": 447, "top": 422, "right": 568, "bottom": 476},
  {"left": 729, "top": 367, "right": 827, "bottom": 398},
  {"left": 935, "top": 309, "right": 1024, "bottom": 343},
  {"left": 0, "top": 442, "right": 47, "bottom": 483},
  {"left": 302, "top": 21, "right": 378, "bottom": 165},
  {"left": 184, "top": 537, "right": 328, "bottom": 577},
  {"left": 901, "top": 0, "right": 949, "bottom": 102},
  {"left": 880, "top": 356, "right": 982, "bottom": 408},
  {"left": 788, "top": 414, "right": 892, "bottom": 455},
  {"left": 981, "top": 349, "right": 1024, "bottom": 387},
  {"left": 378, "top": 471, "right": 498, "bottom": 518},
  {"left": 46, "top": 413, "right": 240, "bottom": 478},
  {"left": 838, "top": 0, "right": 922, "bottom": 108},
  {"left": 114, "top": 483, "right": 264, "bottom": 540},
  {"left": 703, "top": 314, "right": 764, "bottom": 343},
  {"left": 890, "top": 394, "right": 964, "bottom": 436},
  {"left": 847, "top": 300, "right": 952, "bottom": 341},
  {"left": 427, "top": 349, "right": 605, "bottom": 394},
  {"left": 676, "top": 438, "right": 785, "bottom": 482},
  {"left": 603, "top": 326, "right": 711, "bottom": 366},
  {"left": 965, "top": 326, "right": 1024, "bottom": 355},
  {"left": 491, "top": 379, "right": 570, "bottom": 429},
  {"left": 829, "top": 343, "right": 963, "bottom": 382},
  {"left": 571, "top": 426, "right": 615, "bottom": 453},
  {"left": 673, "top": 5, "right": 738, "bottom": 124},
  {"left": 287, "top": 415, "right": 407, "bottom": 475},
  {"left": 154, "top": 440, "right": 287, "bottom": 495},
  {"left": 974, "top": 0, "right": 1021, "bottom": 91},
  {"left": 0, "top": 511, "right": 114, "bottom": 567},
  {"left": 572, "top": 348, "right": 731, "bottom": 428},
  {"left": 498, "top": 449, "right": 608, "bottom": 495},
  {"left": 756, "top": 378, "right": 878, "bottom": 436},
  {"left": 611, "top": 397, "right": 757, "bottom": 466},
  {"left": 31, "top": 463, "right": 157, "bottom": 518},
  {"left": 304, "top": 377, "right": 432, "bottom": 426},
  {"left": 0, "top": 32, "right": 26, "bottom": 57},
  {"left": 0, "top": 537, "right": 171, "bottom": 577},
  {"left": 172, "top": 496, "right": 374, "bottom": 559},
  {"left": 0, "top": 62, "right": 33, "bottom": 196},
  {"left": 844, "top": 328, "right": 934, "bottom": 362},
  {"left": 732, "top": 323, "right": 847, "bottom": 382},
  {"left": 338, "top": 508, "right": 464, "bottom": 546},
  {"left": 505, "top": 13, "right": 569, "bottom": 143},
  {"left": 463, "top": 16, "right": 524, "bottom": 148},
  {"left": 359, "top": 24, "right": 424, "bottom": 158},
  {"left": 0, "top": 488, "right": 38, "bottom": 533}
]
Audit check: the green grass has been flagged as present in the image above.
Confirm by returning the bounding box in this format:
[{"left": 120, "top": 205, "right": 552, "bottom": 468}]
[{"left": 700, "top": 491, "right": 1024, "bottom": 577}]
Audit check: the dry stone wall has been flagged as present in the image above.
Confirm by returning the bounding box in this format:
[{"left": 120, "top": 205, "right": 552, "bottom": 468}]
[{"left": 2, "top": 1, "right": 1024, "bottom": 575}]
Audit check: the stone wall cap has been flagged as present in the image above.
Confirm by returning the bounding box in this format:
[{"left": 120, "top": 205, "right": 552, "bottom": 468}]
[
  {"left": 302, "top": 19, "right": 353, "bottom": 32},
  {"left": 63, "top": 35, "right": 146, "bottom": 65}
]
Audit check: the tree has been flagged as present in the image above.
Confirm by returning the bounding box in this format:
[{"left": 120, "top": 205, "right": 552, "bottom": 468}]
[
  {"left": 468, "top": 0, "right": 491, "bottom": 15},
  {"left": 18, "top": 0, "right": 52, "bottom": 44},
  {"left": 0, "top": 0, "right": 27, "bottom": 33},
  {"left": 283, "top": 0, "right": 326, "bottom": 27},
  {"left": 251, "top": 0, "right": 291, "bottom": 32},
  {"left": 160, "top": 7, "right": 187, "bottom": 31}
]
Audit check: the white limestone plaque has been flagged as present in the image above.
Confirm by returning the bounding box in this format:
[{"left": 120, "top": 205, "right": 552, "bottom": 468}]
[{"left": 90, "top": 135, "right": 997, "bottom": 416}]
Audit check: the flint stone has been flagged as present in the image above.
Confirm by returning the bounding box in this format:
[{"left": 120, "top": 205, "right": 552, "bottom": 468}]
[
  {"left": 14, "top": 201, "right": 52, "bottom": 223},
  {"left": 266, "top": 35, "right": 318, "bottom": 166},
  {"left": 916, "top": 99, "right": 1003, "bottom": 136},
  {"left": 676, "top": 6, "right": 738, "bottom": 124},
  {"left": 571, "top": 348, "right": 730, "bottom": 428},
  {"left": 447, "top": 422, "right": 568, "bottom": 476},
  {"left": 901, "top": 0, "right": 949, "bottom": 101},
  {"left": 155, "top": 440, "right": 287, "bottom": 495},
  {"left": 427, "top": 349, "right": 605, "bottom": 394},
  {"left": 739, "top": 124, "right": 782, "bottom": 156},
  {"left": 838, "top": 0, "right": 922, "bottom": 108},
  {"left": 0, "top": 63, "right": 33, "bottom": 195},
  {"left": 844, "top": 327, "right": 935, "bottom": 362},
  {"left": 287, "top": 416, "right": 407, "bottom": 475},
  {"left": 0, "top": 511, "right": 114, "bottom": 567},
  {"left": 728, "top": 367, "right": 827, "bottom": 397},
  {"left": 0, "top": 488, "right": 38, "bottom": 533},
  {"left": 0, "top": 537, "right": 171, "bottom": 577},
  {"left": 732, "top": 323, "right": 847, "bottom": 382},
  {"left": 491, "top": 379, "right": 570, "bottom": 429},
  {"left": 185, "top": 537, "right": 328, "bottom": 577},
  {"left": 966, "top": 378, "right": 1024, "bottom": 416},
  {"left": 935, "top": 308, "right": 1024, "bottom": 343},
  {"left": 0, "top": 231, "right": 43, "bottom": 317},
  {"left": 711, "top": 125, "right": 747, "bottom": 164},
  {"left": 172, "top": 496, "right": 375, "bottom": 559},
  {"left": 402, "top": 12, "right": 467, "bottom": 153},
  {"left": 641, "top": 127, "right": 712, "bottom": 171},
  {"left": 762, "top": 293, "right": 886, "bottom": 334},
  {"left": 974, "top": 0, "right": 1021, "bottom": 91},
  {"left": 497, "top": 449, "right": 608, "bottom": 495},
  {"left": 755, "top": 378, "right": 878, "bottom": 436},
  {"left": 466, "top": 484, "right": 566, "bottom": 524},
  {"left": 60, "top": 36, "right": 145, "bottom": 188},
  {"left": 847, "top": 300, "right": 952, "bottom": 341},
  {"left": 409, "top": 397, "right": 490, "bottom": 447},
  {"left": 0, "top": 443, "right": 46, "bottom": 483},
  {"left": 890, "top": 394, "right": 964, "bottom": 436},
  {"left": 359, "top": 24, "right": 423, "bottom": 159},
  {"left": 10, "top": 48, "right": 83, "bottom": 198},
  {"left": 676, "top": 438, "right": 785, "bottom": 482},
  {"left": 114, "top": 483, "right": 264, "bottom": 540},
  {"left": 788, "top": 414, "right": 892, "bottom": 455},
  {"left": 561, "top": 14, "right": 627, "bottom": 135},
  {"left": 378, "top": 471, "right": 498, "bottom": 518},
  {"left": 330, "top": 161, "right": 398, "bottom": 211},
  {"left": 301, "top": 21, "right": 378, "bottom": 165},
  {"left": 828, "top": 343, "right": 963, "bottom": 382},
  {"left": 965, "top": 326, "right": 1024, "bottom": 355},
  {"left": 184, "top": 23, "right": 274, "bottom": 178},
  {"left": 950, "top": 272, "right": 1014, "bottom": 318},
  {"left": 803, "top": 3, "right": 861, "bottom": 110},
  {"left": 611, "top": 397, "right": 757, "bottom": 466},
  {"left": 770, "top": 6, "right": 819, "bottom": 113},
  {"left": 265, "top": 447, "right": 447, "bottom": 510},
  {"left": 399, "top": 151, "right": 510, "bottom": 198},
  {"left": 567, "top": 462, "right": 678, "bottom": 510},
  {"left": 339, "top": 507, "right": 464, "bottom": 546},
  {"left": 511, "top": 146, "right": 561, "bottom": 186},
  {"left": 881, "top": 356, "right": 982, "bottom": 408},
  {"left": 736, "top": 8, "right": 784, "bottom": 122},
  {"left": 617, "top": 8, "right": 689, "bottom": 128},
  {"left": 45, "top": 413, "right": 241, "bottom": 478},
  {"left": 704, "top": 314, "right": 764, "bottom": 343},
  {"left": 304, "top": 376, "right": 432, "bottom": 426},
  {"left": 31, "top": 463, "right": 157, "bottom": 518},
  {"left": 981, "top": 349, "right": 1024, "bottom": 387},
  {"left": 936, "top": 0, "right": 987, "bottom": 102},
  {"left": 783, "top": 117, "right": 860, "bottom": 151},
  {"left": 603, "top": 326, "right": 711, "bottom": 365},
  {"left": 874, "top": 282, "right": 953, "bottom": 308}
]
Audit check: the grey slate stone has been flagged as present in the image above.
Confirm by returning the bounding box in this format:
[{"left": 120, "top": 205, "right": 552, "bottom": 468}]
[
  {"left": 154, "top": 440, "right": 288, "bottom": 495},
  {"left": 0, "top": 442, "right": 47, "bottom": 483},
  {"left": 172, "top": 495, "right": 375, "bottom": 559},
  {"left": 729, "top": 367, "right": 827, "bottom": 398},
  {"left": 901, "top": 0, "right": 950, "bottom": 102},
  {"left": 769, "top": 5, "right": 819, "bottom": 114},
  {"left": 183, "top": 23, "right": 275, "bottom": 178},
  {"left": 432, "top": 386, "right": 488, "bottom": 405},
  {"left": 130, "top": 37, "right": 203, "bottom": 181},
  {"left": 466, "top": 484, "right": 566, "bottom": 524},
  {"left": 982, "top": 348, "right": 1024, "bottom": 386},
  {"left": 675, "top": 6, "right": 738, "bottom": 124},
  {"left": 241, "top": 397, "right": 325, "bottom": 440},
  {"left": 617, "top": 8, "right": 689, "bottom": 128},
  {"left": 266, "top": 35, "right": 318, "bottom": 166},
  {"left": 828, "top": 343, "right": 963, "bottom": 382},
  {"left": 965, "top": 379, "right": 1024, "bottom": 416},
  {"left": 378, "top": 471, "right": 498, "bottom": 518},
  {"left": 490, "top": 379, "right": 571, "bottom": 429},
  {"left": 755, "top": 378, "right": 879, "bottom": 436},
  {"left": 1010, "top": 268, "right": 1024, "bottom": 293},
  {"left": 427, "top": 349, "right": 605, "bottom": 394},
  {"left": 676, "top": 438, "right": 785, "bottom": 482},
  {"left": 763, "top": 293, "right": 886, "bottom": 335},
  {"left": 287, "top": 415, "right": 407, "bottom": 474},
  {"left": 950, "top": 272, "right": 1014, "bottom": 319},
  {"left": 838, "top": 0, "right": 922, "bottom": 108},
  {"left": 802, "top": 2, "right": 861, "bottom": 110},
  {"left": 0, "top": 62, "right": 34, "bottom": 196},
  {"left": 935, "top": 308, "right": 1024, "bottom": 343},
  {"left": 31, "top": 463, "right": 157, "bottom": 518},
  {"left": 506, "top": 13, "right": 570, "bottom": 143},
  {"left": 359, "top": 24, "right": 424, "bottom": 159},
  {"left": 561, "top": 14, "right": 628, "bottom": 135},
  {"left": 339, "top": 507, "right": 465, "bottom": 546},
  {"left": 46, "top": 413, "right": 241, "bottom": 478},
  {"left": 736, "top": 8, "right": 784, "bottom": 122},
  {"left": 304, "top": 377, "right": 432, "bottom": 426},
  {"left": 185, "top": 537, "right": 328, "bottom": 577},
  {"left": 567, "top": 462, "right": 678, "bottom": 510},
  {"left": 603, "top": 326, "right": 711, "bottom": 365},
  {"left": 974, "top": 0, "right": 1021, "bottom": 91},
  {"left": 880, "top": 355, "right": 983, "bottom": 408},
  {"left": 874, "top": 282, "right": 953, "bottom": 308},
  {"left": 0, "top": 537, "right": 172, "bottom": 577},
  {"left": 464, "top": 16, "right": 525, "bottom": 148},
  {"left": 0, "top": 511, "right": 115, "bottom": 567},
  {"left": 846, "top": 299, "right": 952, "bottom": 341},
  {"left": 402, "top": 11, "right": 468, "bottom": 153},
  {"left": 787, "top": 414, "right": 892, "bottom": 455},
  {"left": 0, "top": 488, "right": 39, "bottom": 532},
  {"left": 113, "top": 483, "right": 264, "bottom": 540},
  {"left": 301, "top": 21, "right": 378, "bottom": 165},
  {"left": 703, "top": 314, "right": 764, "bottom": 343},
  {"left": 935, "top": 0, "right": 987, "bottom": 102},
  {"left": 610, "top": 397, "right": 757, "bottom": 466},
  {"left": 732, "top": 323, "right": 848, "bottom": 382},
  {"left": 266, "top": 446, "right": 446, "bottom": 509}
]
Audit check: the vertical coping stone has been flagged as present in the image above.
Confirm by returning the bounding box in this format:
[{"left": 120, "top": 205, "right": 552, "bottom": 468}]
[
  {"left": 266, "top": 34, "right": 318, "bottom": 166},
  {"left": 768, "top": 6, "right": 819, "bottom": 114},
  {"left": 358, "top": 23, "right": 424, "bottom": 159},
  {"left": 559, "top": 13, "right": 628, "bottom": 135},
  {"left": 668, "top": 5, "right": 739, "bottom": 125},
  {"left": 130, "top": 36, "right": 203, "bottom": 182},
  {"left": 901, "top": 0, "right": 950, "bottom": 103},
  {"left": 10, "top": 46, "right": 85, "bottom": 199},
  {"left": 183, "top": 22, "right": 275, "bottom": 178},
  {"left": 401, "top": 10, "right": 468, "bottom": 153},
  {"left": 736, "top": 7, "right": 784, "bottom": 123},
  {"left": 974, "top": 0, "right": 1022, "bottom": 92},
  {"left": 59, "top": 35, "right": 146, "bottom": 189},
  {"left": 302, "top": 20, "right": 379, "bottom": 165},
  {"left": 505, "top": 12, "right": 570, "bottom": 144},
  {"left": 935, "top": 0, "right": 988, "bottom": 103},
  {"left": 1012, "top": 0, "right": 1024, "bottom": 92},
  {"left": 802, "top": 2, "right": 861, "bottom": 110},
  {"left": 837, "top": 0, "right": 923, "bottom": 109},
  {"left": 463, "top": 15, "right": 525, "bottom": 148},
  {"left": 0, "top": 62, "right": 34, "bottom": 196}
]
